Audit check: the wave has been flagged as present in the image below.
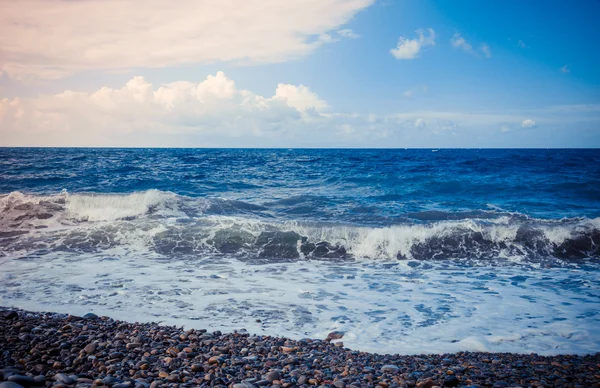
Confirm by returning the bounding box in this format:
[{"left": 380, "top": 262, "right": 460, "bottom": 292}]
[
  {"left": 1, "top": 190, "right": 599, "bottom": 264},
  {"left": 0, "top": 190, "right": 185, "bottom": 225}
]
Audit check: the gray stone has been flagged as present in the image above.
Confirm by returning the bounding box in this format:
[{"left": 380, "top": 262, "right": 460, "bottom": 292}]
[
  {"left": 54, "top": 373, "right": 74, "bottom": 385},
  {"left": 0, "top": 383, "right": 26, "bottom": 388},
  {"left": 265, "top": 370, "right": 281, "bottom": 382},
  {"left": 233, "top": 383, "right": 258, "bottom": 388},
  {"left": 381, "top": 365, "right": 399, "bottom": 373}
]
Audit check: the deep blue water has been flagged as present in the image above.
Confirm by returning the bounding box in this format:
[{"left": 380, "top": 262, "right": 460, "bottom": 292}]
[
  {"left": 1, "top": 148, "right": 599, "bottom": 263},
  {"left": 2, "top": 148, "right": 599, "bottom": 219}
]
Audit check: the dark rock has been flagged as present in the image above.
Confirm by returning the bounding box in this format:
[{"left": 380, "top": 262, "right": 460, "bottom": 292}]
[
  {"left": 2, "top": 311, "right": 18, "bottom": 320},
  {"left": 7, "top": 376, "right": 34, "bottom": 385},
  {"left": 326, "top": 331, "right": 344, "bottom": 340},
  {"left": 443, "top": 376, "right": 460, "bottom": 387}
]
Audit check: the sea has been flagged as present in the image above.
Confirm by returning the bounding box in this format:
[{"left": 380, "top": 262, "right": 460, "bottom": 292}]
[{"left": 1, "top": 148, "right": 599, "bottom": 355}]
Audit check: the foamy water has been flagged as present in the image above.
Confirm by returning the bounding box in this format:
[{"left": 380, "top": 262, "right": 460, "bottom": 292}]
[{"left": 1, "top": 244, "right": 599, "bottom": 355}]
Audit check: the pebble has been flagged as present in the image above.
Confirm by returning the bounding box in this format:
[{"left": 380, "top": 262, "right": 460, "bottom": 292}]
[
  {"left": 0, "top": 383, "right": 25, "bottom": 388},
  {"left": 54, "top": 373, "right": 74, "bottom": 385},
  {"left": 381, "top": 365, "right": 399, "bottom": 373},
  {"left": 266, "top": 370, "right": 281, "bottom": 382},
  {"left": 0, "top": 307, "right": 598, "bottom": 388}
]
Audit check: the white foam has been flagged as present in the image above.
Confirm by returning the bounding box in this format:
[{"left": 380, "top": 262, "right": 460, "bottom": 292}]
[
  {"left": 1, "top": 246, "right": 599, "bottom": 355},
  {"left": 65, "top": 190, "right": 179, "bottom": 221}
]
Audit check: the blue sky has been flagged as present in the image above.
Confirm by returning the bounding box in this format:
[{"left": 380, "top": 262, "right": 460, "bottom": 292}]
[{"left": 0, "top": 0, "right": 599, "bottom": 147}]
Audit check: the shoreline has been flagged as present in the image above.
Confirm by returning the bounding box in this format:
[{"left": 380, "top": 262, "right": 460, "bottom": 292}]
[{"left": 1, "top": 308, "right": 599, "bottom": 388}]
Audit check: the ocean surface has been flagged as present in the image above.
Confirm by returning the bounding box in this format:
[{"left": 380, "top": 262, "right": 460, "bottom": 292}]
[{"left": 1, "top": 148, "right": 599, "bottom": 355}]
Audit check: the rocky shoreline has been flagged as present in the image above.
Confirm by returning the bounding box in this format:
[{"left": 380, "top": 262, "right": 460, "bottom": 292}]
[{"left": 1, "top": 308, "right": 599, "bottom": 388}]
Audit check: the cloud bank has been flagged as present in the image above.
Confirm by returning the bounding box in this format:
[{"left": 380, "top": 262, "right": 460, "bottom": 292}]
[
  {"left": 0, "top": 0, "right": 373, "bottom": 79},
  {"left": 1, "top": 73, "right": 596, "bottom": 147}
]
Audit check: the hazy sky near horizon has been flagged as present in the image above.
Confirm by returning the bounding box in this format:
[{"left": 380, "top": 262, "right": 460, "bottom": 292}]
[{"left": 1, "top": 0, "right": 599, "bottom": 147}]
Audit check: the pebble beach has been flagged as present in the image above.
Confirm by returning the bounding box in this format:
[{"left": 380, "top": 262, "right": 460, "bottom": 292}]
[{"left": 1, "top": 308, "right": 599, "bottom": 388}]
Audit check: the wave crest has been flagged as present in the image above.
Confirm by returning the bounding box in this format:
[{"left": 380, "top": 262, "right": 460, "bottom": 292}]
[{"left": 1, "top": 190, "right": 599, "bottom": 264}]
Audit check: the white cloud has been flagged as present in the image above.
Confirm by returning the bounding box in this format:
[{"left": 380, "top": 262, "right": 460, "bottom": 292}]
[
  {"left": 0, "top": 0, "right": 374, "bottom": 79},
  {"left": 337, "top": 29, "right": 360, "bottom": 39},
  {"left": 451, "top": 34, "right": 491, "bottom": 59},
  {"left": 414, "top": 118, "right": 427, "bottom": 128},
  {"left": 451, "top": 33, "right": 473, "bottom": 53},
  {"left": 481, "top": 44, "right": 492, "bottom": 58},
  {"left": 274, "top": 84, "right": 329, "bottom": 112},
  {"left": 390, "top": 29, "right": 435, "bottom": 60},
  {"left": 517, "top": 40, "right": 527, "bottom": 48},
  {"left": 1, "top": 73, "right": 594, "bottom": 147},
  {"left": 560, "top": 65, "right": 570, "bottom": 73},
  {"left": 521, "top": 119, "right": 536, "bottom": 128}
]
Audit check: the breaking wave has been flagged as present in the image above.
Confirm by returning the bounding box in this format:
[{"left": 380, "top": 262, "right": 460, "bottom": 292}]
[{"left": 1, "top": 190, "right": 599, "bottom": 264}]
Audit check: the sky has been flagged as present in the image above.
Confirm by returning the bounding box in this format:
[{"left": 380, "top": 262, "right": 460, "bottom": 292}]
[{"left": 0, "top": 0, "right": 599, "bottom": 148}]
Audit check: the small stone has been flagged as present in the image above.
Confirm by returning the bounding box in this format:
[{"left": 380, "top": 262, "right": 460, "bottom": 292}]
[
  {"left": 126, "top": 343, "right": 140, "bottom": 350},
  {"left": 326, "top": 331, "right": 344, "bottom": 340},
  {"left": 492, "top": 382, "right": 510, "bottom": 388},
  {"left": 7, "top": 376, "right": 34, "bottom": 385},
  {"left": 381, "top": 365, "right": 400, "bottom": 373},
  {"left": 208, "top": 356, "right": 222, "bottom": 365},
  {"left": 416, "top": 378, "right": 434, "bottom": 388},
  {"left": 83, "top": 313, "right": 98, "bottom": 320},
  {"left": 54, "top": 373, "right": 74, "bottom": 385},
  {"left": 233, "top": 383, "right": 258, "bottom": 388},
  {"left": 266, "top": 371, "right": 281, "bottom": 383},
  {"left": 443, "top": 376, "right": 459, "bottom": 387},
  {"left": 298, "top": 376, "right": 308, "bottom": 385},
  {"left": 158, "top": 371, "right": 169, "bottom": 378},
  {"left": 334, "top": 381, "right": 346, "bottom": 388},
  {"left": 84, "top": 342, "right": 97, "bottom": 354},
  {"left": 109, "top": 352, "right": 124, "bottom": 359},
  {"left": 2, "top": 311, "right": 19, "bottom": 320},
  {"left": 103, "top": 376, "right": 121, "bottom": 385},
  {"left": 0, "top": 383, "right": 26, "bottom": 388}
]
